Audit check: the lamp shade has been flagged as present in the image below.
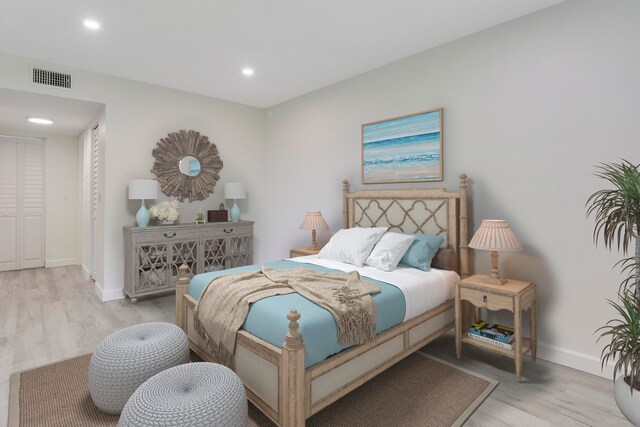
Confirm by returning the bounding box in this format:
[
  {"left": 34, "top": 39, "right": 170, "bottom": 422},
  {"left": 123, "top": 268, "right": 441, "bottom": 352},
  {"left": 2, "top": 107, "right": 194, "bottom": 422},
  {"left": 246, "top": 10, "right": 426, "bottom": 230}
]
[
  {"left": 299, "top": 211, "right": 329, "bottom": 230},
  {"left": 468, "top": 220, "right": 522, "bottom": 252},
  {"left": 128, "top": 179, "right": 158, "bottom": 200},
  {"left": 224, "top": 182, "right": 246, "bottom": 200}
]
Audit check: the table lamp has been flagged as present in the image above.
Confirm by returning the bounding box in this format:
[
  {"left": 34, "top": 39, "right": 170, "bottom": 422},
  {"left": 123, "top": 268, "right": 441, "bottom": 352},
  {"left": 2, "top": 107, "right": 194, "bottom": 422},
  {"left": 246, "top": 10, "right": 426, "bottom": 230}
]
[
  {"left": 299, "top": 211, "right": 329, "bottom": 250},
  {"left": 129, "top": 179, "right": 158, "bottom": 227},
  {"left": 224, "top": 182, "right": 246, "bottom": 222},
  {"left": 468, "top": 219, "right": 522, "bottom": 285}
]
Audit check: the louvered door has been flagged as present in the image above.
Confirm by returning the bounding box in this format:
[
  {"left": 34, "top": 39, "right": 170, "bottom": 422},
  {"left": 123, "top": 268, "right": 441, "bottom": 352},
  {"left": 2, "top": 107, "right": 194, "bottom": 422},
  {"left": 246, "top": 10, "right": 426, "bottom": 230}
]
[
  {"left": 90, "top": 125, "right": 99, "bottom": 278},
  {"left": 0, "top": 136, "right": 45, "bottom": 272},
  {"left": 0, "top": 137, "right": 18, "bottom": 271},
  {"left": 20, "top": 140, "right": 45, "bottom": 269}
]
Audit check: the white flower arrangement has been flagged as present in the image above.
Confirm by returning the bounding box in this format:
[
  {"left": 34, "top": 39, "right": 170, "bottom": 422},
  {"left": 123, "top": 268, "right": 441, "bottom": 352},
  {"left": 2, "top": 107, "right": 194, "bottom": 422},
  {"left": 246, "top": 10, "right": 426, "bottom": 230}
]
[{"left": 149, "top": 200, "right": 180, "bottom": 223}]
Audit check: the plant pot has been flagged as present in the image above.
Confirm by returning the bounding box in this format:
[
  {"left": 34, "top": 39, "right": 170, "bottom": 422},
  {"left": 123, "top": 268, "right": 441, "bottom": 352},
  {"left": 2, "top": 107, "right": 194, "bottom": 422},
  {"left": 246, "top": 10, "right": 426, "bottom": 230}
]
[
  {"left": 614, "top": 376, "right": 640, "bottom": 425},
  {"left": 160, "top": 220, "right": 175, "bottom": 225}
]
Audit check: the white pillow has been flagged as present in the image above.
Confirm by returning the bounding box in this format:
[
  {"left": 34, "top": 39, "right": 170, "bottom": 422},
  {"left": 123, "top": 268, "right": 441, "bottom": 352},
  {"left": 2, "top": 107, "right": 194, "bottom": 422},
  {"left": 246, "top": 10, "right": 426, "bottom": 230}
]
[
  {"left": 318, "top": 227, "right": 388, "bottom": 266},
  {"left": 365, "top": 232, "right": 416, "bottom": 272}
]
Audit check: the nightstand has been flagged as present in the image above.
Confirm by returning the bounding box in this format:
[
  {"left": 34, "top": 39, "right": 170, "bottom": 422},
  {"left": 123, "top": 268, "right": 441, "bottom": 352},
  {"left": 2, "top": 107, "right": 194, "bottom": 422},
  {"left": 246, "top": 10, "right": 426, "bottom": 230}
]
[
  {"left": 289, "top": 247, "right": 321, "bottom": 258},
  {"left": 455, "top": 274, "right": 537, "bottom": 382}
]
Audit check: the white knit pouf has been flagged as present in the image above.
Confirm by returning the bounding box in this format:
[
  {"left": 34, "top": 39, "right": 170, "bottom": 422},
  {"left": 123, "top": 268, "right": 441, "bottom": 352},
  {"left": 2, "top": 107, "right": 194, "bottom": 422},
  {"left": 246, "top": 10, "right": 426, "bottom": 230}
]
[
  {"left": 88, "top": 322, "right": 189, "bottom": 415},
  {"left": 118, "top": 362, "right": 248, "bottom": 427}
]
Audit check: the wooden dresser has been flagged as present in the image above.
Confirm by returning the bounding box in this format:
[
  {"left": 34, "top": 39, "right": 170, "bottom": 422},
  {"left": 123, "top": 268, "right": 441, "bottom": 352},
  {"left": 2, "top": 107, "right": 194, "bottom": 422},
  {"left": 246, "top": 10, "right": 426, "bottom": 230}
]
[{"left": 124, "top": 221, "right": 253, "bottom": 301}]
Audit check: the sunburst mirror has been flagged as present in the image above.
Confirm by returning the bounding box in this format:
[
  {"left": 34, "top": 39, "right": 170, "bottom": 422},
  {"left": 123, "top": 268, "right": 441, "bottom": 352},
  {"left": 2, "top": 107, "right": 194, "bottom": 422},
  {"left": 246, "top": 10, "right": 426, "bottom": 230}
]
[{"left": 151, "top": 130, "right": 223, "bottom": 202}]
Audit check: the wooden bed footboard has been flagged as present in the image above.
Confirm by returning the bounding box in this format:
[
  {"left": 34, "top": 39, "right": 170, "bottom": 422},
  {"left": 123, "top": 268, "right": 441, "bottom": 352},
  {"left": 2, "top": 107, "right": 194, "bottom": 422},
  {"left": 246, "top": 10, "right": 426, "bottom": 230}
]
[{"left": 176, "top": 265, "right": 455, "bottom": 427}]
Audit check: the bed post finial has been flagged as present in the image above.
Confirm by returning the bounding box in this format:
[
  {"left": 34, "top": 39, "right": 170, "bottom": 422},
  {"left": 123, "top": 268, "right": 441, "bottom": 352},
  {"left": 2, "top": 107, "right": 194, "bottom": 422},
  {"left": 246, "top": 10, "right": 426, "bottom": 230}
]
[
  {"left": 285, "top": 309, "right": 303, "bottom": 349},
  {"left": 281, "top": 309, "right": 305, "bottom": 427},
  {"left": 342, "top": 180, "right": 350, "bottom": 229},
  {"left": 176, "top": 264, "right": 190, "bottom": 331},
  {"left": 458, "top": 174, "right": 470, "bottom": 279}
]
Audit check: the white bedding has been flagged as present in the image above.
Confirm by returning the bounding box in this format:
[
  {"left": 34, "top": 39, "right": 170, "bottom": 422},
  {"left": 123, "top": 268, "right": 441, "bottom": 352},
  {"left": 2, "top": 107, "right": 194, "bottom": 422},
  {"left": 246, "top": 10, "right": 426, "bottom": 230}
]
[{"left": 288, "top": 254, "right": 458, "bottom": 321}]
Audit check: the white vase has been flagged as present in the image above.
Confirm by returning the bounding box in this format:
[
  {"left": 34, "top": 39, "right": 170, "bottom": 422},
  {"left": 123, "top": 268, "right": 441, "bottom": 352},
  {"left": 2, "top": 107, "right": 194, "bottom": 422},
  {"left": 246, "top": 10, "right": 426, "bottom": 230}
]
[
  {"left": 160, "top": 220, "right": 175, "bottom": 225},
  {"left": 614, "top": 376, "right": 640, "bottom": 426}
]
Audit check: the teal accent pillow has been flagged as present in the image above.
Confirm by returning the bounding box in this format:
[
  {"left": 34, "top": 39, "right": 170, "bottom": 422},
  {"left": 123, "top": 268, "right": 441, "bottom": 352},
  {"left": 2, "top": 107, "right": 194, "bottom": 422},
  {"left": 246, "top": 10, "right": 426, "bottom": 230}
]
[{"left": 399, "top": 233, "right": 445, "bottom": 271}]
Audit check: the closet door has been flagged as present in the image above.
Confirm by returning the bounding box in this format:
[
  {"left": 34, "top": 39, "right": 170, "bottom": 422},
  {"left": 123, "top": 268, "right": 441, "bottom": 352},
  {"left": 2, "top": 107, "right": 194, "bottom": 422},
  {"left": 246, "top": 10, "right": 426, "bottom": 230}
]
[
  {"left": 20, "top": 140, "right": 45, "bottom": 269},
  {"left": 0, "top": 137, "right": 18, "bottom": 271},
  {"left": 0, "top": 136, "right": 45, "bottom": 272}
]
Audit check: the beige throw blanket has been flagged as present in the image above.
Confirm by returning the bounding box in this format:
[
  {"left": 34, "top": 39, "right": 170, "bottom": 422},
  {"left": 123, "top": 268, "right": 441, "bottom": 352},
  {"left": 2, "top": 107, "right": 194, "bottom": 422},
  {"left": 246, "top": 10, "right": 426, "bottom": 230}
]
[{"left": 193, "top": 267, "right": 380, "bottom": 367}]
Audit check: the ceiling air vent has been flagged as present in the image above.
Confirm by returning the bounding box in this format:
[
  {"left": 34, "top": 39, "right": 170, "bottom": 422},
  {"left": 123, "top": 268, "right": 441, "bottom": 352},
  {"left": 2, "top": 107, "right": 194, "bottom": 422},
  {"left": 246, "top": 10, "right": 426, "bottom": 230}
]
[{"left": 32, "top": 67, "right": 72, "bottom": 89}]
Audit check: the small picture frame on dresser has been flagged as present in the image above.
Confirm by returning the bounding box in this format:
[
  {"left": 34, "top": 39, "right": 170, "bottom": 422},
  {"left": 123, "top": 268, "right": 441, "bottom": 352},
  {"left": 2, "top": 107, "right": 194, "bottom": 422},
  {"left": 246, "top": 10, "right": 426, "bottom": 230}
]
[{"left": 195, "top": 210, "right": 205, "bottom": 224}]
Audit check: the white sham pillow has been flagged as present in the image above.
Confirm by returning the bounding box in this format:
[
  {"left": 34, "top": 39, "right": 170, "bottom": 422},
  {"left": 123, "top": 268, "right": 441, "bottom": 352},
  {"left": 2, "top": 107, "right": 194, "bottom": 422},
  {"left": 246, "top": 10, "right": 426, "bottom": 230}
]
[
  {"left": 318, "top": 227, "right": 388, "bottom": 267},
  {"left": 365, "top": 232, "right": 416, "bottom": 272}
]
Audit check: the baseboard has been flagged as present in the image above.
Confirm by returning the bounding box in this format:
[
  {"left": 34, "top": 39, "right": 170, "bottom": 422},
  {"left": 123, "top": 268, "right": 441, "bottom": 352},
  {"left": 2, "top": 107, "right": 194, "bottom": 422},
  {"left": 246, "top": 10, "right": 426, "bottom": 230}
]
[
  {"left": 45, "top": 258, "right": 80, "bottom": 268},
  {"left": 81, "top": 265, "right": 91, "bottom": 279},
  {"left": 93, "top": 281, "right": 124, "bottom": 302},
  {"left": 445, "top": 330, "right": 613, "bottom": 380},
  {"left": 536, "top": 341, "right": 613, "bottom": 380}
]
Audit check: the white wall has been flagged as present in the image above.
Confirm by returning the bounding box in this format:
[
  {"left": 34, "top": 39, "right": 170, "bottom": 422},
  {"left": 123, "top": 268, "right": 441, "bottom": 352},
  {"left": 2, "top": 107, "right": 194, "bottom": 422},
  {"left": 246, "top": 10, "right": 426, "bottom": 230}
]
[
  {"left": 0, "top": 52, "right": 265, "bottom": 301},
  {"left": 44, "top": 133, "right": 80, "bottom": 267},
  {"left": 0, "top": 129, "right": 80, "bottom": 267},
  {"left": 264, "top": 0, "right": 639, "bottom": 377}
]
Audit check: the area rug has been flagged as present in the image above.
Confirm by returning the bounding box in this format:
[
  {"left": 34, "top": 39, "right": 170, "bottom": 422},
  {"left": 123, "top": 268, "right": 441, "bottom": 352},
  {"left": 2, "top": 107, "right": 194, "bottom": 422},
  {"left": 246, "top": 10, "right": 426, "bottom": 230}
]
[{"left": 9, "top": 351, "right": 496, "bottom": 427}]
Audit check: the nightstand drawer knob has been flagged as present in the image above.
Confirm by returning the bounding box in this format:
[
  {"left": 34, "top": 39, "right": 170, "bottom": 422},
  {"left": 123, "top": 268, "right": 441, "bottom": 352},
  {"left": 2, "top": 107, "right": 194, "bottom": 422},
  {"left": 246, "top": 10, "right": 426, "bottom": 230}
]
[
  {"left": 223, "top": 228, "right": 233, "bottom": 234},
  {"left": 483, "top": 295, "right": 487, "bottom": 303}
]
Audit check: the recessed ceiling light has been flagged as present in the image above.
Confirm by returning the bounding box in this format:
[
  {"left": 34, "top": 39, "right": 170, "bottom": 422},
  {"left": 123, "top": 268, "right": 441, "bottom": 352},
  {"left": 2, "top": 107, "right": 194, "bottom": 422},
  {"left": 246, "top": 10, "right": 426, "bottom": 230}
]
[
  {"left": 242, "top": 68, "right": 254, "bottom": 77},
  {"left": 28, "top": 117, "right": 53, "bottom": 125},
  {"left": 83, "top": 19, "right": 101, "bottom": 30}
]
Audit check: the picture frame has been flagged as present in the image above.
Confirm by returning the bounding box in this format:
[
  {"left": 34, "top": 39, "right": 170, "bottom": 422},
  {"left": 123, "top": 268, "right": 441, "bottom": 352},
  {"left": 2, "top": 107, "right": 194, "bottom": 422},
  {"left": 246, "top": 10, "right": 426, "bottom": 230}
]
[
  {"left": 361, "top": 108, "right": 443, "bottom": 184},
  {"left": 195, "top": 210, "right": 206, "bottom": 224}
]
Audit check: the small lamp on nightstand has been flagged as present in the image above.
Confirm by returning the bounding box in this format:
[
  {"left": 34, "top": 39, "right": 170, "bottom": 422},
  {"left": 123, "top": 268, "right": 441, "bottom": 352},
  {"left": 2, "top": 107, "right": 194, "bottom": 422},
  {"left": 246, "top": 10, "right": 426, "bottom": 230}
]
[
  {"left": 299, "top": 211, "right": 329, "bottom": 250},
  {"left": 469, "top": 219, "right": 522, "bottom": 285}
]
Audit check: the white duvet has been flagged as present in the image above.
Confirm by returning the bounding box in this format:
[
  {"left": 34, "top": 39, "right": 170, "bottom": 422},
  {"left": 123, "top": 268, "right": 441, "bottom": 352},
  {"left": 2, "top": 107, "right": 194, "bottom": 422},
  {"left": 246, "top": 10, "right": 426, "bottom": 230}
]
[{"left": 288, "top": 254, "right": 458, "bottom": 321}]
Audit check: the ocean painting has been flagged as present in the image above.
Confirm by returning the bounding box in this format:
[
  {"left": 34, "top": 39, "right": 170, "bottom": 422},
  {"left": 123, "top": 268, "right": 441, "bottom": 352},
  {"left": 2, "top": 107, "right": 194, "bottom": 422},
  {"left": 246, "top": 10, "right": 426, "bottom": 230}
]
[{"left": 362, "top": 109, "right": 442, "bottom": 183}]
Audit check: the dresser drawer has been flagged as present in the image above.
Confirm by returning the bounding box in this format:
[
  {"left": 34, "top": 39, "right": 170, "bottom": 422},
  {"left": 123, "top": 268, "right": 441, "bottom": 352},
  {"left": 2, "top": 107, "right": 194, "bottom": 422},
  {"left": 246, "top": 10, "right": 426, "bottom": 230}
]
[
  {"left": 134, "top": 228, "right": 201, "bottom": 243},
  {"left": 202, "top": 224, "right": 253, "bottom": 239},
  {"left": 459, "top": 286, "right": 513, "bottom": 311}
]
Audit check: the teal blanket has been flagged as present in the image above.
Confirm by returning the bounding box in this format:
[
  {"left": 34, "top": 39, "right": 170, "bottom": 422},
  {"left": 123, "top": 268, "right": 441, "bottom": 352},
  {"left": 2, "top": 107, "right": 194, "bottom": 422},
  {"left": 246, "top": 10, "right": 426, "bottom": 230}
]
[{"left": 188, "top": 260, "right": 406, "bottom": 367}]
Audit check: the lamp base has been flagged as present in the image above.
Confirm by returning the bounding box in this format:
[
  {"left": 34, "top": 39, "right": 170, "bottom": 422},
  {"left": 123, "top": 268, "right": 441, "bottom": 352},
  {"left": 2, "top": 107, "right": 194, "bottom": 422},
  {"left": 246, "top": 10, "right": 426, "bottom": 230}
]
[
  {"left": 230, "top": 199, "right": 240, "bottom": 222},
  {"left": 483, "top": 251, "right": 507, "bottom": 284},
  {"left": 481, "top": 276, "right": 507, "bottom": 285},
  {"left": 310, "top": 229, "right": 318, "bottom": 250},
  {"left": 136, "top": 200, "right": 150, "bottom": 227}
]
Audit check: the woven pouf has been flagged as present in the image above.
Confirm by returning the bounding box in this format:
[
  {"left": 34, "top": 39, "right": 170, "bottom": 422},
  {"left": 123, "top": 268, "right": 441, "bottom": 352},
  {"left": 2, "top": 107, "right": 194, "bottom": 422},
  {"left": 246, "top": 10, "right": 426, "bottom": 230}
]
[
  {"left": 88, "top": 322, "right": 189, "bottom": 415},
  {"left": 118, "top": 362, "right": 248, "bottom": 427}
]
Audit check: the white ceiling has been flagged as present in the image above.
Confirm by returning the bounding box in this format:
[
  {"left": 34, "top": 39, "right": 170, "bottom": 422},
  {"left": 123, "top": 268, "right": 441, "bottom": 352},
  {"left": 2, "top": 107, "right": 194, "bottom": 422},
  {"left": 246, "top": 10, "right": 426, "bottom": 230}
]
[
  {"left": 0, "top": 0, "right": 564, "bottom": 108},
  {"left": 0, "top": 87, "right": 104, "bottom": 136}
]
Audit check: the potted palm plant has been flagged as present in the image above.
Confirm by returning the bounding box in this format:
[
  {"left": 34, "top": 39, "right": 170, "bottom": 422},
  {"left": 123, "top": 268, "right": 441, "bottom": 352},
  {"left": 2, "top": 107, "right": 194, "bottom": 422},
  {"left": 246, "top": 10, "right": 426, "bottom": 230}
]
[{"left": 587, "top": 160, "right": 640, "bottom": 425}]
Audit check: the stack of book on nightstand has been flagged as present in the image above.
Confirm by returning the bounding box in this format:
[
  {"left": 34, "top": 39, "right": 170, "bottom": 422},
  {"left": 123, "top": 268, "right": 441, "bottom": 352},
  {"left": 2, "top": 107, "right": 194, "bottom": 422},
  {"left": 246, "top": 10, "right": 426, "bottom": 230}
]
[{"left": 468, "top": 320, "right": 515, "bottom": 349}]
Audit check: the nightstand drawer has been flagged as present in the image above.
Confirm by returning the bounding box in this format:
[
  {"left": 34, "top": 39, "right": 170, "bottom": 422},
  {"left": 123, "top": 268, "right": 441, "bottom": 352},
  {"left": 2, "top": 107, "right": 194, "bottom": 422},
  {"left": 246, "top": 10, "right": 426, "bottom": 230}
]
[{"left": 459, "top": 286, "right": 513, "bottom": 311}]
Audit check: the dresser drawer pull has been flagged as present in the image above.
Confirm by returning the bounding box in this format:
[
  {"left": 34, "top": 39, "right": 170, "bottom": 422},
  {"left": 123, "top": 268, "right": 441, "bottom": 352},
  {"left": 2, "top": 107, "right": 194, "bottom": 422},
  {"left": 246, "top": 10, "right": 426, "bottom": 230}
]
[
  {"left": 483, "top": 295, "right": 487, "bottom": 303},
  {"left": 163, "top": 232, "right": 176, "bottom": 238},
  {"left": 223, "top": 228, "right": 233, "bottom": 234}
]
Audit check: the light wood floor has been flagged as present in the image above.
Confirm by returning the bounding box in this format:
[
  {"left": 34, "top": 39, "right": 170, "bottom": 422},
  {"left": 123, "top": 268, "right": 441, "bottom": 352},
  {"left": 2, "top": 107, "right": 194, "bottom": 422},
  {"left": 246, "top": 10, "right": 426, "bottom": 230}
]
[{"left": 0, "top": 266, "right": 631, "bottom": 427}]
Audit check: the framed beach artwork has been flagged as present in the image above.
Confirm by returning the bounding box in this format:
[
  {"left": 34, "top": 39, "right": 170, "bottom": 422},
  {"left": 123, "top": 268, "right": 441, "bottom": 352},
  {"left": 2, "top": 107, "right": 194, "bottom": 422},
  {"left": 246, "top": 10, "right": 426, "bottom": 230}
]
[{"left": 361, "top": 108, "right": 443, "bottom": 184}]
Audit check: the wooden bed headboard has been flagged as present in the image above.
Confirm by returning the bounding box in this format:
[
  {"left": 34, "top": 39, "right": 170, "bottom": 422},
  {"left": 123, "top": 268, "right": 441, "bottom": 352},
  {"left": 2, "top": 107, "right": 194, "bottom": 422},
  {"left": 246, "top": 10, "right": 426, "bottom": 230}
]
[{"left": 342, "top": 174, "right": 469, "bottom": 278}]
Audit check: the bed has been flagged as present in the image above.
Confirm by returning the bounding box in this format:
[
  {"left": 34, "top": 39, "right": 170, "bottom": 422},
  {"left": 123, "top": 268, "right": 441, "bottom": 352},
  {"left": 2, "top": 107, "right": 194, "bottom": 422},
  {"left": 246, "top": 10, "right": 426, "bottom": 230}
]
[{"left": 175, "top": 174, "right": 470, "bottom": 427}]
